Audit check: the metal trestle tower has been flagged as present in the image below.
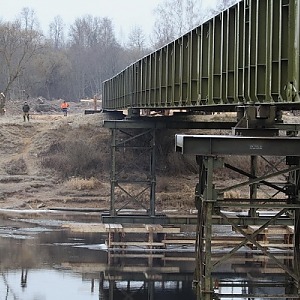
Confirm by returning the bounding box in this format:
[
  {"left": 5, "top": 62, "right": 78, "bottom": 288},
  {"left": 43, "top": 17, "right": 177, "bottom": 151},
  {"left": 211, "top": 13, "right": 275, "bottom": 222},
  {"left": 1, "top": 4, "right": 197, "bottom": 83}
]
[{"left": 176, "top": 109, "right": 300, "bottom": 299}]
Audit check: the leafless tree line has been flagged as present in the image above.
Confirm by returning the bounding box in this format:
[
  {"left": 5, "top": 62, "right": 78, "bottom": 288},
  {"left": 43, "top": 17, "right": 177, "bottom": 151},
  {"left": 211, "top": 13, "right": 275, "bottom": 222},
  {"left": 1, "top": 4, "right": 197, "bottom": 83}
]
[{"left": 0, "top": 0, "right": 236, "bottom": 106}]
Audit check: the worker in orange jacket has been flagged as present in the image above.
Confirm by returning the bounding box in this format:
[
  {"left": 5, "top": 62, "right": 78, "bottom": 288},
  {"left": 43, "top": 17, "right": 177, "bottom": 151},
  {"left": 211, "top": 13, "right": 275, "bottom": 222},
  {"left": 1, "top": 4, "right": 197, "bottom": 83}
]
[{"left": 60, "top": 100, "right": 69, "bottom": 116}]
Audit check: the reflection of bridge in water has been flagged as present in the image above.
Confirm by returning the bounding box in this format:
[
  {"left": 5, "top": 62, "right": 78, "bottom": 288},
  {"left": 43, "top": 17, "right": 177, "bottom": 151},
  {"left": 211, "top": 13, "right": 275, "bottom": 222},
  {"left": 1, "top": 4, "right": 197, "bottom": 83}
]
[
  {"left": 0, "top": 214, "right": 298, "bottom": 299},
  {"left": 66, "top": 222, "right": 299, "bottom": 299},
  {"left": 68, "top": 254, "right": 298, "bottom": 299}
]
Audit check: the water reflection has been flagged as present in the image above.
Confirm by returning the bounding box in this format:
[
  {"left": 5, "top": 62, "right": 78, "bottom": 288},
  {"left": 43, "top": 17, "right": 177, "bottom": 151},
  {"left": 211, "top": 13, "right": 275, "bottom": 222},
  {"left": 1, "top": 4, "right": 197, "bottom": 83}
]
[
  {"left": 0, "top": 212, "right": 298, "bottom": 299},
  {"left": 0, "top": 212, "right": 196, "bottom": 300}
]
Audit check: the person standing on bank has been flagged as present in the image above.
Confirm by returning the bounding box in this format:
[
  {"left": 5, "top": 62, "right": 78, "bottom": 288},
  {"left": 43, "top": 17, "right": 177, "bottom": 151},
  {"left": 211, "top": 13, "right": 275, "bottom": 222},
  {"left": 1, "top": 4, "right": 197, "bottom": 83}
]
[
  {"left": 60, "top": 100, "right": 69, "bottom": 116},
  {"left": 22, "top": 101, "right": 30, "bottom": 122}
]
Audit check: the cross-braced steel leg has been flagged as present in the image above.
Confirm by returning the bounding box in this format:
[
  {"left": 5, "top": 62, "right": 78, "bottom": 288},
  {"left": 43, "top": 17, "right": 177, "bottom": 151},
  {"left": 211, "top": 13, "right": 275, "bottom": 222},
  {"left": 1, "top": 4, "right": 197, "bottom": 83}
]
[
  {"left": 194, "top": 154, "right": 300, "bottom": 299},
  {"left": 194, "top": 156, "right": 206, "bottom": 296},
  {"left": 109, "top": 126, "right": 156, "bottom": 217},
  {"left": 195, "top": 156, "right": 218, "bottom": 300},
  {"left": 288, "top": 158, "right": 300, "bottom": 292}
]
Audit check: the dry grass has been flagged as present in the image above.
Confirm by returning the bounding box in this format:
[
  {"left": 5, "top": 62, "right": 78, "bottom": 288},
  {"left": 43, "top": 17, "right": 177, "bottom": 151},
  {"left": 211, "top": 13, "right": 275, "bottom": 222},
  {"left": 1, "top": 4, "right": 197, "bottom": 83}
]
[
  {"left": 40, "top": 123, "right": 110, "bottom": 179},
  {"left": 4, "top": 157, "right": 28, "bottom": 175},
  {"left": 224, "top": 190, "right": 241, "bottom": 199},
  {"left": 64, "top": 177, "right": 100, "bottom": 190}
]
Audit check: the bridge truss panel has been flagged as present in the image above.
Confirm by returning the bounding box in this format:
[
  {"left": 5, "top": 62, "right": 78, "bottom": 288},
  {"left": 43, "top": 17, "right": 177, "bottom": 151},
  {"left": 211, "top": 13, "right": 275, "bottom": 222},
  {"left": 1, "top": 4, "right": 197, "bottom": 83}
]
[{"left": 103, "top": 0, "right": 300, "bottom": 112}]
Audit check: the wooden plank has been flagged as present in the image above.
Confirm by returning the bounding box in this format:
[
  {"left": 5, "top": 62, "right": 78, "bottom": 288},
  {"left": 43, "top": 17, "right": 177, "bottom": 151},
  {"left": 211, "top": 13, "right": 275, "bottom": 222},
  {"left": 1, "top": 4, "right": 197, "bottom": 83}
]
[
  {"left": 105, "top": 224, "right": 123, "bottom": 232},
  {"left": 145, "top": 224, "right": 163, "bottom": 231},
  {"left": 110, "top": 253, "right": 164, "bottom": 259},
  {"left": 63, "top": 223, "right": 107, "bottom": 233},
  {"left": 287, "top": 226, "right": 294, "bottom": 234},
  {"left": 115, "top": 227, "right": 180, "bottom": 234},
  {"left": 61, "top": 262, "right": 107, "bottom": 272},
  {"left": 233, "top": 266, "right": 286, "bottom": 274},
  {"left": 212, "top": 255, "right": 294, "bottom": 262},
  {"left": 257, "top": 243, "right": 294, "bottom": 248},
  {"left": 110, "top": 241, "right": 165, "bottom": 247},
  {"left": 63, "top": 223, "right": 180, "bottom": 233},
  {"left": 211, "top": 240, "right": 252, "bottom": 245},
  {"left": 108, "top": 266, "right": 179, "bottom": 273},
  {"left": 245, "top": 225, "right": 294, "bottom": 235},
  {"left": 163, "top": 257, "right": 195, "bottom": 262},
  {"left": 162, "top": 239, "right": 195, "bottom": 244}
]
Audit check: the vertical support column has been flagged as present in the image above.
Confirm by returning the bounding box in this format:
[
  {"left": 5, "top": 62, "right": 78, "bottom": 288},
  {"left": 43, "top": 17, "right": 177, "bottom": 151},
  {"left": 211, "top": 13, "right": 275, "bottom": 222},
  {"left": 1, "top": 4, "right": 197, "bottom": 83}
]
[
  {"left": 194, "top": 155, "right": 218, "bottom": 299},
  {"left": 249, "top": 156, "right": 258, "bottom": 217},
  {"left": 194, "top": 155, "right": 206, "bottom": 297},
  {"left": 287, "top": 156, "right": 300, "bottom": 293},
  {"left": 99, "top": 272, "right": 104, "bottom": 299},
  {"left": 294, "top": 159, "right": 300, "bottom": 249},
  {"left": 294, "top": 211, "right": 300, "bottom": 294},
  {"left": 203, "top": 156, "right": 215, "bottom": 298},
  {"left": 110, "top": 128, "right": 116, "bottom": 216},
  {"left": 288, "top": 0, "right": 300, "bottom": 97},
  {"left": 194, "top": 206, "right": 202, "bottom": 297},
  {"left": 108, "top": 279, "right": 114, "bottom": 300},
  {"left": 294, "top": 159, "right": 300, "bottom": 292},
  {"left": 150, "top": 129, "right": 156, "bottom": 217},
  {"left": 148, "top": 281, "right": 155, "bottom": 300}
]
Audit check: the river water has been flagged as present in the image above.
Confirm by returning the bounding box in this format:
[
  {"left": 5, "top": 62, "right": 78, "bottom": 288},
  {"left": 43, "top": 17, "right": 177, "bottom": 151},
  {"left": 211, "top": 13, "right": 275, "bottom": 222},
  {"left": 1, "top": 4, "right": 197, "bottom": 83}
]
[{"left": 0, "top": 211, "right": 297, "bottom": 300}]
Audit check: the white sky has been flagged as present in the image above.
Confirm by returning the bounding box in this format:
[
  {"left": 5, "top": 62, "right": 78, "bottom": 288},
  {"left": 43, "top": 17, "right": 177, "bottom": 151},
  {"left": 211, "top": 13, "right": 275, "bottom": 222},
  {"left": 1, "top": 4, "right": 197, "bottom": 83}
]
[{"left": 0, "top": 0, "right": 218, "bottom": 42}]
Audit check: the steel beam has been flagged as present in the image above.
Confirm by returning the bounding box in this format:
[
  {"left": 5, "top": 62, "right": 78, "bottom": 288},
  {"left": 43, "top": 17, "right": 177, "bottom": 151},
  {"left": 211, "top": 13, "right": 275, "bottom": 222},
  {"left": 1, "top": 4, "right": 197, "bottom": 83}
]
[
  {"left": 103, "top": 119, "right": 236, "bottom": 130},
  {"left": 176, "top": 134, "right": 300, "bottom": 156}
]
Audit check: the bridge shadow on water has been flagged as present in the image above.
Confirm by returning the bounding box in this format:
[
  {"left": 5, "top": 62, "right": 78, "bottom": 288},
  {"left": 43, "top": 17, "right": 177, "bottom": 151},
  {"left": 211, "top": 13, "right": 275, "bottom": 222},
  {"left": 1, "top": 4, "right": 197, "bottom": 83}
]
[{"left": 0, "top": 212, "right": 296, "bottom": 300}]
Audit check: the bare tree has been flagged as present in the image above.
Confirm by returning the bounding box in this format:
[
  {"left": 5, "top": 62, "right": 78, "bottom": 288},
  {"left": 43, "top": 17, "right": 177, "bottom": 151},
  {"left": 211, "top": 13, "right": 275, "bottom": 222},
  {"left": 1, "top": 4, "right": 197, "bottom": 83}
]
[
  {"left": 67, "top": 16, "right": 124, "bottom": 99},
  {"left": 27, "top": 47, "right": 71, "bottom": 99},
  {"left": 19, "top": 7, "right": 40, "bottom": 31},
  {"left": 151, "top": 1, "right": 176, "bottom": 48},
  {"left": 68, "top": 15, "right": 116, "bottom": 49},
  {"left": 128, "top": 26, "right": 146, "bottom": 50},
  {"left": 0, "top": 8, "right": 43, "bottom": 104},
  {"left": 205, "top": 0, "right": 240, "bottom": 16},
  {"left": 49, "top": 15, "right": 65, "bottom": 49},
  {"left": 151, "top": 0, "right": 240, "bottom": 48},
  {"left": 0, "top": 9, "right": 155, "bottom": 102},
  {"left": 151, "top": 0, "right": 202, "bottom": 48},
  {"left": 98, "top": 17, "right": 116, "bottom": 47},
  {"left": 186, "top": 0, "right": 202, "bottom": 30},
  {"left": 126, "top": 26, "right": 149, "bottom": 62},
  {"left": 217, "top": 0, "right": 239, "bottom": 10}
]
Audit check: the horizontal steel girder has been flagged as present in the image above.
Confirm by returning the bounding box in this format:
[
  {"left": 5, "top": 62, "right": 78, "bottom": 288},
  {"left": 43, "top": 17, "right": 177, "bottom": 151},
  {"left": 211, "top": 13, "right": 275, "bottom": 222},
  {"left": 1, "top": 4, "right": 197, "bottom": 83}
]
[
  {"left": 103, "top": 119, "right": 236, "bottom": 130},
  {"left": 175, "top": 134, "right": 300, "bottom": 156}
]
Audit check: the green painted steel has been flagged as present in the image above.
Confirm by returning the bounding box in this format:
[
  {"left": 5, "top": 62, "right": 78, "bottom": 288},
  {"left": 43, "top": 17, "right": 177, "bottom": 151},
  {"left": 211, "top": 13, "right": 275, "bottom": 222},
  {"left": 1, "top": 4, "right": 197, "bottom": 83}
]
[{"left": 102, "top": 0, "right": 300, "bottom": 111}]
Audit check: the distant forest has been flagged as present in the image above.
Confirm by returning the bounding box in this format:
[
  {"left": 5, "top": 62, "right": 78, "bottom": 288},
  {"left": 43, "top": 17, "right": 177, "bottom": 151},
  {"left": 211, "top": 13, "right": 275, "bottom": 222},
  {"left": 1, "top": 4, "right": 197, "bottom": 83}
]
[{"left": 0, "top": 0, "right": 236, "bottom": 102}]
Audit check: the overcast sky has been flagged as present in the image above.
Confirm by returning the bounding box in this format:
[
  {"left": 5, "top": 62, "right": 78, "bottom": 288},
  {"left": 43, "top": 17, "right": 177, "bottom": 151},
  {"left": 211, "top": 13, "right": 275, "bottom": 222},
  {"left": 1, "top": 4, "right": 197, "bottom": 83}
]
[{"left": 0, "top": 0, "right": 218, "bottom": 41}]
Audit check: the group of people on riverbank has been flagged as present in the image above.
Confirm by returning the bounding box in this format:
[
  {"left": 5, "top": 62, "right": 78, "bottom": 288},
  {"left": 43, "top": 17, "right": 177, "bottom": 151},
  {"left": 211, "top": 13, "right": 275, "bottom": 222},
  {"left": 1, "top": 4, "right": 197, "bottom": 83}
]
[{"left": 22, "top": 100, "right": 70, "bottom": 121}]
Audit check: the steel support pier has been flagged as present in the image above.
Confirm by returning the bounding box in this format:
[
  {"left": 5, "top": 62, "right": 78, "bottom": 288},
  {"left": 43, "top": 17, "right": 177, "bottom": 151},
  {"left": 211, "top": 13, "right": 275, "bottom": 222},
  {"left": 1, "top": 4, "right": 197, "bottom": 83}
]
[
  {"left": 176, "top": 134, "right": 300, "bottom": 299},
  {"left": 102, "top": 116, "right": 235, "bottom": 223}
]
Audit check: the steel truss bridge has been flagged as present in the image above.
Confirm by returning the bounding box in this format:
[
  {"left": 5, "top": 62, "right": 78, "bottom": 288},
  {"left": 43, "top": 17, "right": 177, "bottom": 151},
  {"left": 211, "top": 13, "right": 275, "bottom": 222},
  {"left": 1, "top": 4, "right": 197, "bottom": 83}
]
[{"left": 101, "top": 0, "right": 300, "bottom": 299}]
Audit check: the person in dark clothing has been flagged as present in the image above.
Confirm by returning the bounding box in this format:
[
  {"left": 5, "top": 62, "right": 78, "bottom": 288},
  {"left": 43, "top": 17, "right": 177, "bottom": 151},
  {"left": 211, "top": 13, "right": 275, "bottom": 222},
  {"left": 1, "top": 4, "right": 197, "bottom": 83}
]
[{"left": 22, "top": 101, "right": 30, "bottom": 121}]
